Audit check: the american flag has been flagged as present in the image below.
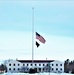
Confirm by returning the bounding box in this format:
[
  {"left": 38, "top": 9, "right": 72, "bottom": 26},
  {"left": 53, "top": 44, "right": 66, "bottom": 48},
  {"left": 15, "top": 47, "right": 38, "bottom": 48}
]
[{"left": 36, "top": 32, "right": 46, "bottom": 44}]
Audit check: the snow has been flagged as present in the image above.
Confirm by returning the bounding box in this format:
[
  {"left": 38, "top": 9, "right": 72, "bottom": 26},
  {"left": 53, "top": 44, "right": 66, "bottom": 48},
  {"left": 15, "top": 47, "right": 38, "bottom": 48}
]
[{"left": 1, "top": 73, "right": 74, "bottom": 75}]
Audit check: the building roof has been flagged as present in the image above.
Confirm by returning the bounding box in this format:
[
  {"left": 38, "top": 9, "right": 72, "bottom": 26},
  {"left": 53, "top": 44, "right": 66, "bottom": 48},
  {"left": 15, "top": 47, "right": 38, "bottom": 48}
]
[{"left": 17, "top": 60, "right": 54, "bottom": 63}]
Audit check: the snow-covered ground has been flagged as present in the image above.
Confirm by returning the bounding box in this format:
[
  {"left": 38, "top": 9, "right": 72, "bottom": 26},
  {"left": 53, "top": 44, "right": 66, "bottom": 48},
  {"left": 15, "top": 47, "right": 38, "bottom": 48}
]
[{"left": 1, "top": 73, "right": 74, "bottom": 75}]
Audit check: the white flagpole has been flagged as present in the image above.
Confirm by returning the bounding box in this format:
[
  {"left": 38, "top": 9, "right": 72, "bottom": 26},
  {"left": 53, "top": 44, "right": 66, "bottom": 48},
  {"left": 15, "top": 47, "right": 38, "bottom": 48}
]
[{"left": 32, "top": 7, "right": 34, "bottom": 69}]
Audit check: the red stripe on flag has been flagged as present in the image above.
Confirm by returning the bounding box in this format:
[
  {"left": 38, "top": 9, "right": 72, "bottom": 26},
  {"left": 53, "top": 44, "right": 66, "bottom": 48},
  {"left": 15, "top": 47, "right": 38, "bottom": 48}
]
[{"left": 36, "top": 34, "right": 46, "bottom": 44}]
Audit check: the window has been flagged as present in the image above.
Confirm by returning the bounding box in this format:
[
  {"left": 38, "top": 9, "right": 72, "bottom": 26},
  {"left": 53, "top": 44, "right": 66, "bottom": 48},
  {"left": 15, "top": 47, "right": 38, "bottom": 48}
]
[
  {"left": 27, "top": 68, "right": 29, "bottom": 70},
  {"left": 18, "top": 68, "right": 20, "bottom": 70},
  {"left": 23, "top": 64, "right": 25, "bottom": 66},
  {"left": 60, "top": 68, "right": 62, "bottom": 71},
  {"left": 9, "top": 64, "right": 11, "bottom": 66},
  {"left": 52, "top": 68, "right": 53, "bottom": 70},
  {"left": 35, "top": 64, "right": 36, "bottom": 66},
  {"left": 56, "top": 68, "right": 58, "bottom": 70},
  {"left": 9, "top": 68, "right": 11, "bottom": 70},
  {"left": 39, "top": 68, "right": 41, "bottom": 71},
  {"left": 43, "top": 64, "right": 45, "bottom": 66},
  {"left": 13, "top": 68, "right": 15, "bottom": 70},
  {"left": 18, "top": 64, "right": 20, "bottom": 66},
  {"left": 13, "top": 64, "right": 15, "bottom": 66},
  {"left": 60, "top": 64, "right": 62, "bottom": 66},
  {"left": 47, "top": 64, "right": 48, "bottom": 66},
  {"left": 56, "top": 64, "right": 58, "bottom": 66},
  {"left": 39, "top": 64, "right": 41, "bottom": 66},
  {"left": 43, "top": 68, "right": 44, "bottom": 71},
  {"left": 52, "top": 64, "right": 54, "bottom": 66},
  {"left": 27, "top": 64, "right": 28, "bottom": 66},
  {"left": 31, "top": 64, "right": 32, "bottom": 66}
]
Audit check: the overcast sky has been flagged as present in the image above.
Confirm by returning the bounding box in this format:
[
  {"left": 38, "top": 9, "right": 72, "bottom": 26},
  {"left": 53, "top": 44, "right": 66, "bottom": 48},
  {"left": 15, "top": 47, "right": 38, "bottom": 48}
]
[{"left": 0, "top": 1, "right": 74, "bottom": 62}]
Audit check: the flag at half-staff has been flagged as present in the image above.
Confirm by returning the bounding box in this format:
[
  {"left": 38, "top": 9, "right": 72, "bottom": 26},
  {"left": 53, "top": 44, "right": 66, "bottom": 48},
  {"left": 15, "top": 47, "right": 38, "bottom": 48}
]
[{"left": 36, "top": 32, "right": 46, "bottom": 44}]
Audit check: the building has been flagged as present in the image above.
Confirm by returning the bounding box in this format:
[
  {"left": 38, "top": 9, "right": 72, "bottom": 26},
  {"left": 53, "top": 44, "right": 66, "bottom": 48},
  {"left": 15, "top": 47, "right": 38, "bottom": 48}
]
[
  {"left": 50, "top": 60, "right": 64, "bottom": 73},
  {"left": 4, "top": 59, "right": 64, "bottom": 73},
  {"left": 4, "top": 59, "right": 22, "bottom": 73}
]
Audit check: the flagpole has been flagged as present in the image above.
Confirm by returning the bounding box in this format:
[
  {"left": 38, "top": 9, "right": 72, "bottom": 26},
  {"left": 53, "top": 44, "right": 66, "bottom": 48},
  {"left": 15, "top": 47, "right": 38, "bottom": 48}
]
[{"left": 32, "top": 7, "right": 34, "bottom": 69}]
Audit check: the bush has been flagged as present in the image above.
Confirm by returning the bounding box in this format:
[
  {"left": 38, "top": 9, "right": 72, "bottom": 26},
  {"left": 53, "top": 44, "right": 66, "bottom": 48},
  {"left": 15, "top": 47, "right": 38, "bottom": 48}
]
[
  {"left": 65, "top": 71, "right": 69, "bottom": 73},
  {"left": 71, "top": 70, "right": 74, "bottom": 74},
  {"left": 29, "top": 68, "right": 37, "bottom": 73}
]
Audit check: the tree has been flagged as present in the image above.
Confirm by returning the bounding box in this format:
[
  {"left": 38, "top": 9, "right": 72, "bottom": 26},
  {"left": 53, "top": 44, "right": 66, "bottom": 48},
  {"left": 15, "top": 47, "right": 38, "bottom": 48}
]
[
  {"left": 0, "top": 64, "right": 7, "bottom": 72},
  {"left": 69, "top": 61, "right": 73, "bottom": 65},
  {"left": 64, "top": 59, "right": 70, "bottom": 65},
  {"left": 64, "top": 59, "right": 70, "bottom": 73}
]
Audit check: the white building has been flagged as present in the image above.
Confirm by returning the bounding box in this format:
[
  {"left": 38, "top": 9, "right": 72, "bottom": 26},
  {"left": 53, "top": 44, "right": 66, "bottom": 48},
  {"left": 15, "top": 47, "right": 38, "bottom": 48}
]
[
  {"left": 50, "top": 60, "right": 64, "bottom": 73},
  {"left": 4, "top": 59, "right": 64, "bottom": 73},
  {"left": 4, "top": 59, "right": 22, "bottom": 73}
]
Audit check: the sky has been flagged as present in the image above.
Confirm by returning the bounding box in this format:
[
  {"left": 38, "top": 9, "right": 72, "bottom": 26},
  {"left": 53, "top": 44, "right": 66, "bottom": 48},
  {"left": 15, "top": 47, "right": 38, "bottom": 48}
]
[{"left": 0, "top": 0, "right": 74, "bottom": 62}]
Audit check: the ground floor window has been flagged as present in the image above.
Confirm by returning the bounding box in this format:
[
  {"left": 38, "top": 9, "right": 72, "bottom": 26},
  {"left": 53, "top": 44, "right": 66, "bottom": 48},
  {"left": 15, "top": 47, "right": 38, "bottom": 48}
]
[
  {"left": 39, "top": 68, "right": 41, "bottom": 72},
  {"left": 9, "top": 68, "right": 11, "bottom": 70}
]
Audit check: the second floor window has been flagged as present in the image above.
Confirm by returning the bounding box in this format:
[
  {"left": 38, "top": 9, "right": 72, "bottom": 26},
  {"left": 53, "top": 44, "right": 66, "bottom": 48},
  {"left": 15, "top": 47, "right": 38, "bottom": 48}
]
[
  {"left": 60, "top": 64, "right": 62, "bottom": 66},
  {"left": 56, "top": 64, "right": 58, "bottom": 66},
  {"left": 18, "top": 64, "right": 20, "bottom": 66},
  {"left": 43, "top": 64, "right": 45, "bottom": 66},
  {"left": 13, "top": 64, "right": 15, "bottom": 66},
  {"left": 23, "top": 64, "right": 25, "bottom": 66},
  {"left": 47, "top": 64, "right": 48, "bottom": 66},
  {"left": 35, "top": 64, "right": 36, "bottom": 66},
  {"left": 9, "top": 64, "right": 11, "bottom": 66},
  {"left": 31, "top": 64, "right": 32, "bottom": 66},
  {"left": 27, "top": 64, "right": 28, "bottom": 66},
  {"left": 52, "top": 64, "right": 54, "bottom": 66},
  {"left": 39, "top": 64, "right": 41, "bottom": 66}
]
